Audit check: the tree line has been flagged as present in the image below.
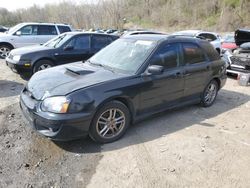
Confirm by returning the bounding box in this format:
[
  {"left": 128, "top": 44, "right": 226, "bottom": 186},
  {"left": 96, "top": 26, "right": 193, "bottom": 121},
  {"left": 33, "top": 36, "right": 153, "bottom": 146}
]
[{"left": 0, "top": 0, "right": 249, "bottom": 32}]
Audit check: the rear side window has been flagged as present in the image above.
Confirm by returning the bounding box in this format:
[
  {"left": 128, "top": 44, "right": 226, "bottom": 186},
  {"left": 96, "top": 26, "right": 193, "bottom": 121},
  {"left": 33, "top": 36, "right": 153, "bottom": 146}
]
[
  {"left": 151, "top": 43, "right": 180, "bottom": 69},
  {"left": 92, "top": 35, "right": 113, "bottom": 50},
  {"left": 200, "top": 41, "right": 220, "bottom": 61},
  {"left": 38, "top": 25, "right": 57, "bottom": 35},
  {"left": 183, "top": 43, "right": 206, "bottom": 64},
  {"left": 58, "top": 26, "right": 71, "bottom": 34}
]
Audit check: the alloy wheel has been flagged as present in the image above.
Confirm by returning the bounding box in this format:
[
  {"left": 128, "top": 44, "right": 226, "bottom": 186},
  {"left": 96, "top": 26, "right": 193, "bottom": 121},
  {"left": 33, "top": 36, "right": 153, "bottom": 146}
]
[
  {"left": 96, "top": 108, "right": 126, "bottom": 139},
  {"left": 204, "top": 83, "right": 217, "bottom": 105},
  {"left": 0, "top": 47, "right": 10, "bottom": 59},
  {"left": 38, "top": 64, "right": 52, "bottom": 71}
]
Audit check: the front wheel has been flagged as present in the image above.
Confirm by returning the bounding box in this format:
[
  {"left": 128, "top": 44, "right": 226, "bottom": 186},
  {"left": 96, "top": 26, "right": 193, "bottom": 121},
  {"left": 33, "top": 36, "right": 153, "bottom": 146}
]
[
  {"left": 0, "top": 45, "right": 12, "bottom": 59},
  {"left": 201, "top": 80, "right": 218, "bottom": 107},
  {"left": 33, "top": 60, "right": 54, "bottom": 74},
  {"left": 89, "top": 101, "right": 130, "bottom": 143}
]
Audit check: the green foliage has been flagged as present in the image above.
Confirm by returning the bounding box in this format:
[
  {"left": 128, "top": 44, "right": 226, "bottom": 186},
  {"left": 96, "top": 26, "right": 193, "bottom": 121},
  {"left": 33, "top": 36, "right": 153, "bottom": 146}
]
[
  {"left": 224, "top": 0, "right": 240, "bottom": 8},
  {"left": 206, "top": 14, "right": 219, "bottom": 27}
]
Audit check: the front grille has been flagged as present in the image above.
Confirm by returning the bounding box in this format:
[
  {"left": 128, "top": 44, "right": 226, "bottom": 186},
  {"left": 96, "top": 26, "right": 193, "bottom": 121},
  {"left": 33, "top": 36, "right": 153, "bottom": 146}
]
[{"left": 230, "top": 56, "right": 250, "bottom": 70}]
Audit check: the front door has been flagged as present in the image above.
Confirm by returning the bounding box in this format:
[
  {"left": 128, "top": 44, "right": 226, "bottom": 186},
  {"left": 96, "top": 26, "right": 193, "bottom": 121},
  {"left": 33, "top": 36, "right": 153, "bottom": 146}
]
[
  {"left": 12, "top": 25, "right": 39, "bottom": 48},
  {"left": 139, "top": 43, "right": 185, "bottom": 114},
  {"left": 55, "top": 35, "right": 91, "bottom": 64}
]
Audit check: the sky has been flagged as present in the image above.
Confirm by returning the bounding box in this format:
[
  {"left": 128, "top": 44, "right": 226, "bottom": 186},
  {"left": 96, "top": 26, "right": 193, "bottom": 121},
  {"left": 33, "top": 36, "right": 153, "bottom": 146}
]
[{"left": 0, "top": 0, "right": 93, "bottom": 11}]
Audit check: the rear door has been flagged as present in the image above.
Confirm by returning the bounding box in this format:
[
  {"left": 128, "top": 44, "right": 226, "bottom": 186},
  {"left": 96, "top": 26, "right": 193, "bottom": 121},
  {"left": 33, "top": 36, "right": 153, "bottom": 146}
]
[
  {"left": 182, "top": 42, "right": 212, "bottom": 99},
  {"left": 55, "top": 34, "right": 91, "bottom": 64},
  {"left": 37, "top": 25, "right": 58, "bottom": 44}
]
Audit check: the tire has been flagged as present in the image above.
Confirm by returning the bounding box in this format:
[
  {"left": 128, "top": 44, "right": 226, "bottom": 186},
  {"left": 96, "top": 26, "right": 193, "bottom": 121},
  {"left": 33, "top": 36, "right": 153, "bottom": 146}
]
[
  {"left": 33, "top": 60, "right": 54, "bottom": 74},
  {"left": 0, "top": 45, "right": 12, "bottom": 59},
  {"left": 89, "top": 100, "right": 130, "bottom": 143},
  {"left": 201, "top": 80, "right": 219, "bottom": 107}
]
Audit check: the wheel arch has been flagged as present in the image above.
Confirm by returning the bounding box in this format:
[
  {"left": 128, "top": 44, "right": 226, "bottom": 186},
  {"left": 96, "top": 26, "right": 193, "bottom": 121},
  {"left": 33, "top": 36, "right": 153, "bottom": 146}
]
[
  {"left": 213, "top": 77, "right": 221, "bottom": 89},
  {"left": 95, "top": 96, "right": 136, "bottom": 124},
  {"left": 33, "top": 57, "right": 56, "bottom": 72},
  {"left": 0, "top": 42, "right": 14, "bottom": 49}
]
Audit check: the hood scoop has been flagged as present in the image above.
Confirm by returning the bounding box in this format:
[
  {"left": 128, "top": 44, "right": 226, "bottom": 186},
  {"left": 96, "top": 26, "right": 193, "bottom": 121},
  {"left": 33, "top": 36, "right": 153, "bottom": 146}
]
[{"left": 65, "top": 65, "right": 94, "bottom": 75}]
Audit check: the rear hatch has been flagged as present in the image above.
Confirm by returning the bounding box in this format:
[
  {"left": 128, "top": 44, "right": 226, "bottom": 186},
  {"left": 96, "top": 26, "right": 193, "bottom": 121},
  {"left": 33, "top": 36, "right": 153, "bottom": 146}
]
[{"left": 235, "top": 29, "right": 250, "bottom": 46}]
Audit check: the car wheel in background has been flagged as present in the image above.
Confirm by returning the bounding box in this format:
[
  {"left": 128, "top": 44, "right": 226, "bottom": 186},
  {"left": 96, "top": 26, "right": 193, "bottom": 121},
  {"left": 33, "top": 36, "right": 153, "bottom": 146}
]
[
  {"left": 89, "top": 100, "right": 130, "bottom": 143},
  {"left": 201, "top": 80, "right": 218, "bottom": 107},
  {"left": 0, "top": 45, "right": 12, "bottom": 59},
  {"left": 33, "top": 60, "right": 54, "bottom": 73}
]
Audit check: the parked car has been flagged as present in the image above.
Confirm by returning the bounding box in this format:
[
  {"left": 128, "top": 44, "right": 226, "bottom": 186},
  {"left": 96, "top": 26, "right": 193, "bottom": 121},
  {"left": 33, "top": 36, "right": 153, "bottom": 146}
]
[
  {"left": 0, "top": 22, "right": 72, "bottom": 59},
  {"left": 0, "top": 25, "right": 8, "bottom": 33},
  {"left": 221, "top": 33, "right": 237, "bottom": 51},
  {"left": 173, "top": 30, "right": 222, "bottom": 54},
  {"left": 20, "top": 34, "right": 227, "bottom": 143},
  {"left": 223, "top": 29, "right": 250, "bottom": 71},
  {"left": 6, "top": 32, "right": 119, "bottom": 77}
]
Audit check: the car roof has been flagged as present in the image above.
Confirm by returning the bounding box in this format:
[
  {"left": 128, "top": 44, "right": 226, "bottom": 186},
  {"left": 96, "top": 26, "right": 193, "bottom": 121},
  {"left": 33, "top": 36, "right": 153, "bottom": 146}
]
[
  {"left": 20, "top": 22, "right": 70, "bottom": 26},
  {"left": 63, "top": 32, "right": 119, "bottom": 37},
  {"left": 174, "top": 30, "right": 218, "bottom": 36},
  {"left": 122, "top": 34, "right": 204, "bottom": 43}
]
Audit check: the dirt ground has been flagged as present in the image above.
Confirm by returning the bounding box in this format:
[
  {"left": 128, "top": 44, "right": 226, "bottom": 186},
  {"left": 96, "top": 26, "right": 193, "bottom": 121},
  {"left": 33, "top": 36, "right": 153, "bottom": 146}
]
[{"left": 0, "top": 59, "right": 249, "bottom": 188}]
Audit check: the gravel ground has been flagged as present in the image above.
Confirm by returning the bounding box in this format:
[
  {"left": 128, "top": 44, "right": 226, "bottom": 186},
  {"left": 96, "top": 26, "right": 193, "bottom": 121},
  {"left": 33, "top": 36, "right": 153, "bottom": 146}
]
[{"left": 0, "top": 60, "right": 250, "bottom": 188}]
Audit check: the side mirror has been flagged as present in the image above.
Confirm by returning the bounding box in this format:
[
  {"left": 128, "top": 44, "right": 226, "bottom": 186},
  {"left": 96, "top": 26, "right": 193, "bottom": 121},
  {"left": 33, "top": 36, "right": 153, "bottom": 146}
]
[
  {"left": 64, "top": 45, "right": 74, "bottom": 51},
  {"left": 146, "top": 65, "right": 164, "bottom": 75},
  {"left": 15, "top": 31, "right": 21, "bottom": 36}
]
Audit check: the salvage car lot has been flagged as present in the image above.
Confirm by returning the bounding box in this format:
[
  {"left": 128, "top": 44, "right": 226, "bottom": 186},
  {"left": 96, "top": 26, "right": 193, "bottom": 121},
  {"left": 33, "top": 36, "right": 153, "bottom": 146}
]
[{"left": 0, "top": 59, "right": 250, "bottom": 187}]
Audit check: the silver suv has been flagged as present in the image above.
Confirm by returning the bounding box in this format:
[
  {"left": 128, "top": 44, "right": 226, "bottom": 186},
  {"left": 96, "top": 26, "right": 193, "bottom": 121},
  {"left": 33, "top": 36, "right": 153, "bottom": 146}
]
[{"left": 0, "top": 22, "right": 72, "bottom": 58}]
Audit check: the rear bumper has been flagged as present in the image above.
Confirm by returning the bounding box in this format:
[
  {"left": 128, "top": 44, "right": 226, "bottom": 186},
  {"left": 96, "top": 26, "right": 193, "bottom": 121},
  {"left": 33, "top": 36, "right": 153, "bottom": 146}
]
[{"left": 20, "top": 93, "right": 93, "bottom": 141}]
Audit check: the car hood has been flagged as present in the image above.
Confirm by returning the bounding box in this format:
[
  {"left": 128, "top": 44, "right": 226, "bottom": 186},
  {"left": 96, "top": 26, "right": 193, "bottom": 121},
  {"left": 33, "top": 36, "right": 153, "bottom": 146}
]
[
  {"left": 10, "top": 45, "right": 53, "bottom": 55},
  {"left": 27, "top": 62, "right": 127, "bottom": 100},
  {"left": 0, "top": 32, "right": 12, "bottom": 40}
]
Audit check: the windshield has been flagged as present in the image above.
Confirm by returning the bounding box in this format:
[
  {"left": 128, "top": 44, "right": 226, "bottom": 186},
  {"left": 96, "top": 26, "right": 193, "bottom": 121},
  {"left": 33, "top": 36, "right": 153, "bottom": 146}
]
[
  {"left": 44, "top": 33, "right": 72, "bottom": 48},
  {"left": 89, "top": 38, "right": 157, "bottom": 74},
  {"left": 6, "top": 23, "right": 25, "bottom": 34}
]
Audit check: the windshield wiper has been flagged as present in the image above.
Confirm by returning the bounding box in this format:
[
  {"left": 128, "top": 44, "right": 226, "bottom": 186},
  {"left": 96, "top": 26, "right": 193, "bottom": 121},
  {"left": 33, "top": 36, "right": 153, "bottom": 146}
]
[{"left": 89, "top": 61, "right": 116, "bottom": 73}]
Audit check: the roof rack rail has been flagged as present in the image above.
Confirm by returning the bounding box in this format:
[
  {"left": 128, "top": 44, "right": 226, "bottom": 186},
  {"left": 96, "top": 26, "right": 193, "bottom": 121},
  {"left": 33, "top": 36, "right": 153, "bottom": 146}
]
[{"left": 169, "top": 34, "right": 206, "bottom": 40}]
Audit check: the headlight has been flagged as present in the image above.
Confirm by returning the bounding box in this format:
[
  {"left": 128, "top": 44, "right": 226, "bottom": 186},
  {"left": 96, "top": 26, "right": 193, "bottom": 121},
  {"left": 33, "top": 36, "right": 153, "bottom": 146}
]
[
  {"left": 41, "top": 96, "right": 70, "bottom": 113},
  {"left": 13, "top": 55, "right": 21, "bottom": 61}
]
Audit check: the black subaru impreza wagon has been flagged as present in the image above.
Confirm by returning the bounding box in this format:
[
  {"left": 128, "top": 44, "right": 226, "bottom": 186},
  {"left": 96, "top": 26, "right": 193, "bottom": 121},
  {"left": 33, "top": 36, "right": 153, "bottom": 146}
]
[{"left": 20, "top": 34, "right": 227, "bottom": 143}]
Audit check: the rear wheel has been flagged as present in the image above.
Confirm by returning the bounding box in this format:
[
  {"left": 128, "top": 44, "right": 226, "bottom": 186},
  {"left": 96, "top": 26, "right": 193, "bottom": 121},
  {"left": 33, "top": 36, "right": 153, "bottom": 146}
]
[
  {"left": 0, "top": 45, "right": 12, "bottom": 59},
  {"left": 33, "top": 60, "right": 54, "bottom": 74},
  {"left": 201, "top": 80, "right": 218, "bottom": 107},
  {"left": 89, "top": 101, "right": 130, "bottom": 143}
]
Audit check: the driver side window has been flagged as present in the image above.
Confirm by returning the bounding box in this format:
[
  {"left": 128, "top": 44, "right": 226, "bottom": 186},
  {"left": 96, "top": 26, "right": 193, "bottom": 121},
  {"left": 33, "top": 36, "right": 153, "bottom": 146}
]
[
  {"left": 18, "top": 25, "right": 38, "bottom": 35},
  {"left": 151, "top": 43, "right": 180, "bottom": 69}
]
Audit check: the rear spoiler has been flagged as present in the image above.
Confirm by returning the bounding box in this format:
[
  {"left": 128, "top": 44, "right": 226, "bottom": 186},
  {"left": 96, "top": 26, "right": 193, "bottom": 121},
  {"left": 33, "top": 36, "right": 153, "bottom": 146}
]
[{"left": 235, "top": 29, "right": 250, "bottom": 46}]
